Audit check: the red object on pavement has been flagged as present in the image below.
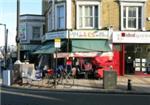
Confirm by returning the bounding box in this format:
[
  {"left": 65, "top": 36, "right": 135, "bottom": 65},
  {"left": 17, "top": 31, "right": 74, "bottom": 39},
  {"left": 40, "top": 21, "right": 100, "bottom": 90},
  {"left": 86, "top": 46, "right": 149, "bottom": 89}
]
[
  {"left": 96, "top": 68, "right": 110, "bottom": 78},
  {"left": 47, "top": 69, "right": 54, "bottom": 75},
  {"left": 93, "top": 54, "right": 113, "bottom": 78}
]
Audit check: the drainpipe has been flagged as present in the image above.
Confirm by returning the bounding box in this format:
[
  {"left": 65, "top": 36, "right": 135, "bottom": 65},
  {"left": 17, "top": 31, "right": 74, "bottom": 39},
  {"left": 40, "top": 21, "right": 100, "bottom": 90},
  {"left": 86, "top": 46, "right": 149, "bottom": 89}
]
[{"left": 52, "top": 0, "right": 55, "bottom": 30}]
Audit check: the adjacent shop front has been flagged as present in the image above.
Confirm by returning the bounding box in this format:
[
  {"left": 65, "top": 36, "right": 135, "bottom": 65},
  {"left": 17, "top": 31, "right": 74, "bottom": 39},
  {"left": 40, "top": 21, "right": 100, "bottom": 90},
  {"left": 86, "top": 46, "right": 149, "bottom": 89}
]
[{"left": 113, "top": 31, "right": 150, "bottom": 76}]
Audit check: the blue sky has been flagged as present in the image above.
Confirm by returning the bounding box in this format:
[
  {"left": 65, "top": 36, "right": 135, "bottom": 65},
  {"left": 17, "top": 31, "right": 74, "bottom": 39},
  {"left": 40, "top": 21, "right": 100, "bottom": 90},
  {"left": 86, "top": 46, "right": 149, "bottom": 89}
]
[{"left": 0, "top": 0, "right": 42, "bottom": 46}]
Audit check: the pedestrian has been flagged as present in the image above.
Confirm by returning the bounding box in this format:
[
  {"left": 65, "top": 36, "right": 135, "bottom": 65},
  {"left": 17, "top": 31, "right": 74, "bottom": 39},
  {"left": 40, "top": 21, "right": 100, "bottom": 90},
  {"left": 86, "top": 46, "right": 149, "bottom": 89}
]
[{"left": 66, "top": 57, "right": 72, "bottom": 73}]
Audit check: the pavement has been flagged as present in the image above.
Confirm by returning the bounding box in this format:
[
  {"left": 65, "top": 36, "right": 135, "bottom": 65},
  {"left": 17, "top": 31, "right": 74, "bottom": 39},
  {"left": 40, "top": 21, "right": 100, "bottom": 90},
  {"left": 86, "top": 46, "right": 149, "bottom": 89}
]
[{"left": 1, "top": 75, "right": 150, "bottom": 95}]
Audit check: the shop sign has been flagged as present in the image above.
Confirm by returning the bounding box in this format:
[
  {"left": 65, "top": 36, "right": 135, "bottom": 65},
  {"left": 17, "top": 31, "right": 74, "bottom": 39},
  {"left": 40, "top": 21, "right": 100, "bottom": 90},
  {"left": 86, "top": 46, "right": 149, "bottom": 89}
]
[
  {"left": 113, "top": 31, "right": 150, "bottom": 43},
  {"left": 54, "top": 52, "right": 100, "bottom": 58},
  {"left": 54, "top": 53, "right": 70, "bottom": 58},
  {"left": 45, "top": 31, "right": 67, "bottom": 40},
  {"left": 69, "top": 30, "right": 109, "bottom": 39},
  {"left": 73, "top": 52, "right": 101, "bottom": 57},
  {"left": 20, "top": 45, "right": 39, "bottom": 51}
]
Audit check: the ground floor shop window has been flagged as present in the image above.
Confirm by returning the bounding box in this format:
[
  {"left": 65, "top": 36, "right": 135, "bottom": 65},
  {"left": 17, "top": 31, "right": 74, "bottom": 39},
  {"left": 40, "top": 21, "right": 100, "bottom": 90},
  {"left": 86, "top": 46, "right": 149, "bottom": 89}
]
[{"left": 125, "top": 44, "right": 150, "bottom": 74}]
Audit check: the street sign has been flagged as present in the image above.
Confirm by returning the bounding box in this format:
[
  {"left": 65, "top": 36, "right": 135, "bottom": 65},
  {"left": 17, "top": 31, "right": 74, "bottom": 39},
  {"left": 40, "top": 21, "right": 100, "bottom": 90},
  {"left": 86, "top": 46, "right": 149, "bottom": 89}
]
[{"left": 54, "top": 38, "right": 61, "bottom": 48}]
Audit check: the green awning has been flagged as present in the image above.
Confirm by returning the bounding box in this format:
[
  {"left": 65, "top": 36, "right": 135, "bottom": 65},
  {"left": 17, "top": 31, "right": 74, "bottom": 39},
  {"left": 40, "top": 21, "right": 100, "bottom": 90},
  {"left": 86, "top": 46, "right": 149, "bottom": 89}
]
[
  {"left": 72, "top": 39, "right": 111, "bottom": 52},
  {"left": 33, "top": 42, "right": 55, "bottom": 54}
]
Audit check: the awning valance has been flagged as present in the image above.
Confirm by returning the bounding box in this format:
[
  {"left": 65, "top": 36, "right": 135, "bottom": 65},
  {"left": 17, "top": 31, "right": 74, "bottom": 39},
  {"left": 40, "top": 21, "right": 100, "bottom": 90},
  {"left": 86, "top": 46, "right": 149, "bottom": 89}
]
[
  {"left": 33, "top": 42, "right": 55, "bottom": 54},
  {"left": 71, "top": 39, "right": 111, "bottom": 52}
]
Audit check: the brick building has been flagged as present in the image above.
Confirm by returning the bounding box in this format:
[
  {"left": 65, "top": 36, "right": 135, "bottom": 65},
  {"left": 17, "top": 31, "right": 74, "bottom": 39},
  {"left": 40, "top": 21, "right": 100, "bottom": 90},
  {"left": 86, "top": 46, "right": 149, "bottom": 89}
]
[{"left": 39, "top": 0, "right": 150, "bottom": 76}]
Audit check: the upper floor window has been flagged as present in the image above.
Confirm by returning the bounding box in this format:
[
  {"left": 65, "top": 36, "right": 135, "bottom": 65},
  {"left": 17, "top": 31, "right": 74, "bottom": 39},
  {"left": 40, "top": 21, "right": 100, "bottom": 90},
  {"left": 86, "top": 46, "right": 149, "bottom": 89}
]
[
  {"left": 56, "top": 3, "right": 65, "bottom": 29},
  {"left": 76, "top": 1, "right": 100, "bottom": 29},
  {"left": 120, "top": 1, "right": 146, "bottom": 30},
  {"left": 32, "top": 26, "right": 41, "bottom": 40},
  {"left": 123, "top": 6, "right": 142, "bottom": 30}
]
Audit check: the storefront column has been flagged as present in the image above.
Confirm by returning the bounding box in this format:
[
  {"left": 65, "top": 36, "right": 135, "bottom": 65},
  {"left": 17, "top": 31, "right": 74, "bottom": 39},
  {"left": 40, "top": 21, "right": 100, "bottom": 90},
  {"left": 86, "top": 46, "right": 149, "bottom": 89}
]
[{"left": 121, "top": 44, "right": 125, "bottom": 76}]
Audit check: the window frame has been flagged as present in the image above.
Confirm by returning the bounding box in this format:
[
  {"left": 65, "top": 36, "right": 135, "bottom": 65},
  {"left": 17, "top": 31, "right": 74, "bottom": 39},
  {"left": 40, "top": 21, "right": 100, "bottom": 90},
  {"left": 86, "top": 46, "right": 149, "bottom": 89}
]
[
  {"left": 32, "top": 26, "right": 41, "bottom": 40},
  {"left": 55, "top": 3, "right": 66, "bottom": 30},
  {"left": 48, "top": 9, "right": 53, "bottom": 31},
  {"left": 76, "top": 1, "right": 100, "bottom": 29},
  {"left": 120, "top": 2, "right": 145, "bottom": 31}
]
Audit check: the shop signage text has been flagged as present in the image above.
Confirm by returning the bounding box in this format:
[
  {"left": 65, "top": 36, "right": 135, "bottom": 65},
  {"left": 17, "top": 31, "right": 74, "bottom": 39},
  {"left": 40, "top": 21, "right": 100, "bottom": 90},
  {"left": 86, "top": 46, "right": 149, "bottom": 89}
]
[
  {"left": 45, "top": 31, "right": 67, "bottom": 40},
  {"left": 69, "top": 30, "right": 109, "bottom": 39},
  {"left": 113, "top": 31, "right": 150, "bottom": 43},
  {"left": 43, "top": 30, "right": 110, "bottom": 41}
]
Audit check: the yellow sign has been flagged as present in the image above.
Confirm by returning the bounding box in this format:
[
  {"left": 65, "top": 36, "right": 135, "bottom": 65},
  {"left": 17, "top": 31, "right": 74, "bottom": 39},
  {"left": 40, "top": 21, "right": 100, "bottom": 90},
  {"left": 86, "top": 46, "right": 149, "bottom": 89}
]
[
  {"left": 54, "top": 38, "right": 61, "bottom": 48},
  {"left": 55, "top": 38, "right": 61, "bottom": 42}
]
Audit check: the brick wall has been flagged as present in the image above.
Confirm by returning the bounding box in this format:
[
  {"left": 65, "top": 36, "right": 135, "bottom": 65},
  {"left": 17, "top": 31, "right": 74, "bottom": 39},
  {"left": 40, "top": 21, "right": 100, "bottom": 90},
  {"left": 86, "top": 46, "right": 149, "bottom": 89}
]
[
  {"left": 101, "top": 0, "right": 120, "bottom": 30},
  {"left": 145, "top": 0, "right": 150, "bottom": 30},
  {"left": 72, "top": 0, "right": 76, "bottom": 29},
  {"left": 70, "top": 0, "right": 150, "bottom": 31}
]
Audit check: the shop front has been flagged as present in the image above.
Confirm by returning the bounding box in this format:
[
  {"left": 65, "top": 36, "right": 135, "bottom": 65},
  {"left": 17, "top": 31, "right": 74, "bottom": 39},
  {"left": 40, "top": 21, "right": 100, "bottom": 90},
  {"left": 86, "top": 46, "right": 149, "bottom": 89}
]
[
  {"left": 67, "top": 30, "right": 113, "bottom": 78},
  {"left": 35, "top": 30, "right": 113, "bottom": 78},
  {"left": 113, "top": 31, "right": 150, "bottom": 76}
]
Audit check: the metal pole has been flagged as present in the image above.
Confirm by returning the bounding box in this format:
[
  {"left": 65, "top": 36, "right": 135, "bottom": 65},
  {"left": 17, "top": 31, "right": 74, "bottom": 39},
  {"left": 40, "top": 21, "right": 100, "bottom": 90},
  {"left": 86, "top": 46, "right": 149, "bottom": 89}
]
[
  {"left": 16, "top": 0, "right": 20, "bottom": 61},
  {"left": 54, "top": 48, "right": 58, "bottom": 88},
  {"left": 4, "top": 28, "right": 8, "bottom": 69},
  {"left": 67, "top": 30, "right": 70, "bottom": 52}
]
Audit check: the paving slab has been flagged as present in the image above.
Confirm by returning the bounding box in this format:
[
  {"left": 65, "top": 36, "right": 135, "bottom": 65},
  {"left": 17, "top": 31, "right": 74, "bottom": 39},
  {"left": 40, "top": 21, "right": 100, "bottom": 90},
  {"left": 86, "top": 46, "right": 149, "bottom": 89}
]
[{"left": 1, "top": 75, "right": 150, "bottom": 94}]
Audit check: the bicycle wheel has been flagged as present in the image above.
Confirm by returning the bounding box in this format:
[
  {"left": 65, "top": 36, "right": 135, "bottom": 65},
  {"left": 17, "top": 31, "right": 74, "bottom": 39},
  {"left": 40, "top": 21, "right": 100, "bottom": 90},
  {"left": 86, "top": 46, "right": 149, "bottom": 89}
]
[{"left": 62, "top": 72, "right": 75, "bottom": 88}]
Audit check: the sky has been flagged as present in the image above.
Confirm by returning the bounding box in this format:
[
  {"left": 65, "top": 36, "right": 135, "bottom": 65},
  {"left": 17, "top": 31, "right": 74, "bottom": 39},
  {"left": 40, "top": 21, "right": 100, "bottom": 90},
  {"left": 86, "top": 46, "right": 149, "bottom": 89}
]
[{"left": 0, "top": 0, "right": 42, "bottom": 46}]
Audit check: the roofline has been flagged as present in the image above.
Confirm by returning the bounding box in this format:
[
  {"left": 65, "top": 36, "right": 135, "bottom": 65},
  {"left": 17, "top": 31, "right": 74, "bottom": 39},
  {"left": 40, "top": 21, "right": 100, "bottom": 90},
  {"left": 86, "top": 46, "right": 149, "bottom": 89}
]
[{"left": 20, "top": 14, "right": 44, "bottom": 17}]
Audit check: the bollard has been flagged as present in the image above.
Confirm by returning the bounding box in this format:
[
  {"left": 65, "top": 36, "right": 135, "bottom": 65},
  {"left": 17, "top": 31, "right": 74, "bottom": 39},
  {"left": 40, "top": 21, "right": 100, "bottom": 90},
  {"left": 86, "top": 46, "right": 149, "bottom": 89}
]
[{"left": 127, "top": 79, "right": 132, "bottom": 90}]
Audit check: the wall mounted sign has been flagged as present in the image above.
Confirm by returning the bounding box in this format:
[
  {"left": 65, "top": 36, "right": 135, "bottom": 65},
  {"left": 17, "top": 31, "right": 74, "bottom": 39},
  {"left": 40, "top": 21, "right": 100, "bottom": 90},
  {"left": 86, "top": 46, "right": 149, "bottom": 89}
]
[
  {"left": 69, "top": 30, "right": 109, "bottom": 39},
  {"left": 45, "top": 31, "right": 67, "bottom": 40},
  {"left": 113, "top": 31, "right": 150, "bottom": 43}
]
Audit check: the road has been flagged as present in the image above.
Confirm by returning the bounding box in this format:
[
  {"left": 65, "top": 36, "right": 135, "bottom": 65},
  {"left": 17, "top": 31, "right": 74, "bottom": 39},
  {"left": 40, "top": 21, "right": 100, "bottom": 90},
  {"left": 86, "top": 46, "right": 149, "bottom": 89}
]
[{"left": 1, "top": 86, "right": 150, "bottom": 105}]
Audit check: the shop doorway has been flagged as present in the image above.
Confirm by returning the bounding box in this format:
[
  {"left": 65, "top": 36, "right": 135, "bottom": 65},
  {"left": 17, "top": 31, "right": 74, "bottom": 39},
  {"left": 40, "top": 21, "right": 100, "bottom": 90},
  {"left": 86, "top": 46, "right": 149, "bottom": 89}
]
[{"left": 125, "top": 44, "right": 134, "bottom": 74}]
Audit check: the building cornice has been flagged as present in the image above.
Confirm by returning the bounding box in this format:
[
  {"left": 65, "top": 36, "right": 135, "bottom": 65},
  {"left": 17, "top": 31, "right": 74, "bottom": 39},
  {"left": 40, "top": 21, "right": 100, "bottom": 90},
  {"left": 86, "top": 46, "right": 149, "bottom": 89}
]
[
  {"left": 75, "top": 0, "right": 101, "bottom": 1},
  {"left": 20, "top": 14, "right": 44, "bottom": 17},
  {"left": 118, "top": 0, "right": 147, "bottom": 3}
]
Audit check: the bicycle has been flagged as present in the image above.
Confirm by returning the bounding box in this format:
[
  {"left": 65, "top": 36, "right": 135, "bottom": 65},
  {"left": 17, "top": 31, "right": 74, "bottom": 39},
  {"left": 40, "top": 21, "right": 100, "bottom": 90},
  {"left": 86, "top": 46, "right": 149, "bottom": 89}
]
[
  {"left": 46, "top": 65, "right": 76, "bottom": 88},
  {"left": 62, "top": 67, "right": 76, "bottom": 88}
]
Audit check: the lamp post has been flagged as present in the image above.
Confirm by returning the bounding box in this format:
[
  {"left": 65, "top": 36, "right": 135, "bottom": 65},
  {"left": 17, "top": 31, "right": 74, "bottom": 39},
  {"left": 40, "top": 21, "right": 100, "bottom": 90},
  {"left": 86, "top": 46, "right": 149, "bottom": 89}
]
[
  {"left": 15, "top": 0, "right": 21, "bottom": 64},
  {"left": 0, "top": 23, "right": 8, "bottom": 69},
  {"left": 17, "top": 0, "right": 20, "bottom": 61}
]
